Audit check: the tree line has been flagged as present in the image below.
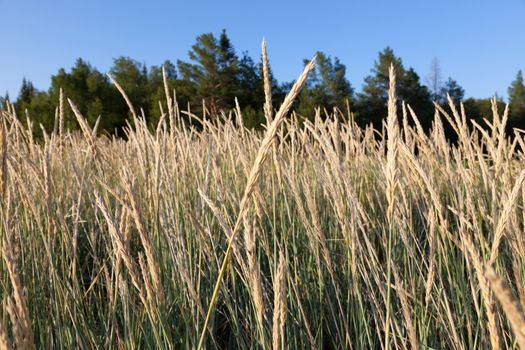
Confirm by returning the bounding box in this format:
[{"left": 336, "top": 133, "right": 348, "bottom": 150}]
[{"left": 3, "top": 29, "right": 525, "bottom": 137}]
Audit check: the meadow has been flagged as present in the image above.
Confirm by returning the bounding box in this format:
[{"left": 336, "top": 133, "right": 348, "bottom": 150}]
[{"left": 1, "top": 48, "right": 525, "bottom": 349}]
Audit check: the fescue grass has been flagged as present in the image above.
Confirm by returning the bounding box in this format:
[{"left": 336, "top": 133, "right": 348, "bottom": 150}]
[{"left": 2, "top": 43, "right": 525, "bottom": 349}]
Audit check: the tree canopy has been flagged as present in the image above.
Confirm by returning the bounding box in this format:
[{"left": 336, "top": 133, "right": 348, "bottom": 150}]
[
  {"left": 356, "top": 47, "right": 433, "bottom": 130},
  {"left": 297, "top": 52, "right": 354, "bottom": 121},
  {"left": 5, "top": 30, "right": 521, "bottom": 142}
]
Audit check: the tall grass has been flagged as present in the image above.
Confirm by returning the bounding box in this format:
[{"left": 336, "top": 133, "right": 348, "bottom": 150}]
[{"left": 1, "top": 44, "right": 525, "bottom": 349}]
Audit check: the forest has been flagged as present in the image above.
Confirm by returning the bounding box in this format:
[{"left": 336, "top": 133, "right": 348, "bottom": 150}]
[{"left": 4, "top": 29, "right": 525, "bottom": 138}]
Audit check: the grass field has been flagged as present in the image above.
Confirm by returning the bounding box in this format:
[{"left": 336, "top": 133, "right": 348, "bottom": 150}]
[{"left": 1, "top": 54, "right": 525, "bottom": 349}]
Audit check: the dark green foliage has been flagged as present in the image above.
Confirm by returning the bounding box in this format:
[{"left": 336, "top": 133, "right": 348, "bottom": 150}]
[
  {"left": 109, "top": 57, "right": 150, "bottom": 121},
  {"left": 440, "top": 77, "right": 465, "bottom": 104},
  {"left": 0, "top": 92, "right": 10, "bottom": 109},
  {"left": 508, "top": 70, "right": 525, "bottom": 130},
  {"left": 236, "top": 53, "right": 265, "bottom": 128},
  {"left": 17, "top": 78, "right": 36, "bottom": 110},
  {"left": 236, "top": 52, "right": 286, "bottom": 129},
  {"left": 145, "top": 60, "right": 177, "bottom": 127},
  {"left": 356, "top": 47, "right": 433, "bottom": 131},
  {"left": 463, "top": 97, "right": 506, "bottom": 126},
  {"left": 297, "top": 52, "right": 354, "bottom": 121},
  {"left": 399, "top": 68, "right": 433, "bottom": 130},
  {"left": 52, "top": 58, "right": 125, "bottom": 133},
  {"left": 10, "top": 32, "right": 521, "bottom": 141},
  {"left": 177, "top": 30, "right": 286, "bottom": 128},
  {"left": 178, "top": 29, "right": 240, "bottom": 117},
  {"left": 16, "top": 78, "right": 57, "bottom": 135}
]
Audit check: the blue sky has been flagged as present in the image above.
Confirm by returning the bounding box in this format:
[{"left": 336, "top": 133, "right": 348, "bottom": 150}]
[{"left": 1, "top": 0, "right": 524, "bottom": 100}]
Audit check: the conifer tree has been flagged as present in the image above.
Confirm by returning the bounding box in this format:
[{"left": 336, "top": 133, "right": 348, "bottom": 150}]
[
  {"left": 440, "top": 77, "right": 465, "bottom": 104},
  {"left": 508, "top": 70, "right": 525, "bottom": 122},
  {"left": 178, "top": 29, "right": 239, "bottom": 116},
  {"left": 356, "top": 47, "right": 432, "bottom": 130},
  {"left": 16, "top": 78, "right": 36, "bottom": 112},
  {"left": 297, "top": 52, "right": 353, "bottom": 120}
]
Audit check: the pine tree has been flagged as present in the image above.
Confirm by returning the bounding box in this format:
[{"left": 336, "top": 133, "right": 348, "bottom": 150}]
[
  {"left": 401, "top": 68, "right": 433, "bottom": 130},
  {"left": 14, "top": 78, "right": 57, "bottom": 134},
  {"left": 356, "top": 47, "right": 432, "bottom": 130},
  {"left": 50, "top": 58, "right": 122, "bottom": 132},
  {"left": 356, "top": 47, "right": 404, "bottom": 128},
  {"left": 440, "top": 77, "right": 465, "bottom": 104},
  {"left": 147, "top": 60, "right": 178, "bottom": 125},
  {"left": 297, "top": 52, "right": 353, "bottom": 120},
  {"left": 217, "top": 30, "right": 239, "bottom": 109},
  {"left": 0, "top": 92, "right": 9, "bottom": 109},
  {"left": 17, "top": 78, "right": 36, "bottom": 111},
  {"left": 508, "top": 70, "right": 525, "bottom": 122},
  {"left": 463, "top": 97, "right": 506, "bottom": 129},
  {"left": 236, "top": 52, "right": 264, "bottom": 128},
  {"left": 178, "top": 29, "right": 239, "bottom": 117},
  {"left": 110, "top": 57, "right": 150, "bottom": 118}
]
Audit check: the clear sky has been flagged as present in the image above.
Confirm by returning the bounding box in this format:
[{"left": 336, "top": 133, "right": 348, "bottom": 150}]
[{"left": 1, "top": 0, "right": 524, "bottom": 100}]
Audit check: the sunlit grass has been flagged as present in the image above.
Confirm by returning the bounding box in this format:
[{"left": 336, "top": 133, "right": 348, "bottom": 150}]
[{"left": 1, "top": 55, "right": 525, "bottom": 349}]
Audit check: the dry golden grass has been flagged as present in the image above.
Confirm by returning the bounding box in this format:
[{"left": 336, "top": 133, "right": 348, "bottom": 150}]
[
  {"left": 2, "top": 41, "right": 525, "bottom": 349},
  {"left": 486, "top": 265, "right": 525, "bottom": 349}
]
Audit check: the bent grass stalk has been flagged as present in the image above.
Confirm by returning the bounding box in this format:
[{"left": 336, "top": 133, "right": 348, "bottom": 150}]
[{"left": 485, "top": 265, "right": 525, "bottom": 349}]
